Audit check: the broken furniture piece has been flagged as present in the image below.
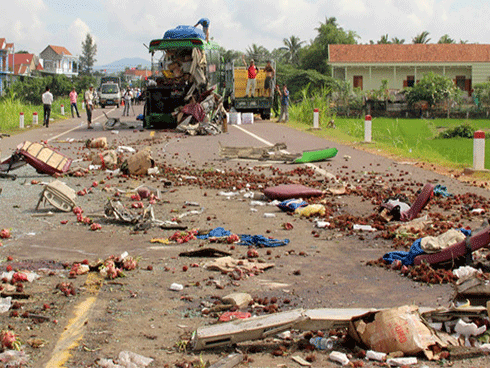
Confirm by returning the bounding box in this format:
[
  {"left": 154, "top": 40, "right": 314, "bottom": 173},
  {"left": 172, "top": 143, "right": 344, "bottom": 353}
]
[
  {"left": 0, "top": 152, "right": 27, "bottom": 180},
  {"left": 36, "top": 180, "right": 76, "bottom": 212},
  {"left": 414, "top": 225, "right": 490, "bottom": 266},
  {"left": 1, "top": 141, "right": 72, "bottom": 177},
  {"left": 192, "top": 305, "right": 486, "bottom": 354},
  {"left": 191, "top": 308, "right": 375, "bottom": 350},
  {"left": 102, "top": 112, "right": 138, "bottom": 130},
  {"left": 380, "top": 183, "right": 434, "bottom": 222},
  {"left": 218, "top": 142, "right": 300, "bottom": 162}
]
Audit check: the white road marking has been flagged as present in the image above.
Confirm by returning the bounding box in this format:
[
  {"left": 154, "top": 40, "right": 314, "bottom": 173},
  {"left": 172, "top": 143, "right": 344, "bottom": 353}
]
[{"left": 47, "top": 107, "right": 117, "bottom": 142}]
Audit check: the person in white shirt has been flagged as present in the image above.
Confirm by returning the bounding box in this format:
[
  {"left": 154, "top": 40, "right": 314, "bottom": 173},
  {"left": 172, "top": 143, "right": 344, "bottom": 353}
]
[
  {"left": 84, "top": 85, "right": 94, "bottom": 129},
  {"left": 122, "top": 87, "right": 132, "bottom": 116},
  {"left": 42, "top": 86, "right": 54, "bottom": 127}
]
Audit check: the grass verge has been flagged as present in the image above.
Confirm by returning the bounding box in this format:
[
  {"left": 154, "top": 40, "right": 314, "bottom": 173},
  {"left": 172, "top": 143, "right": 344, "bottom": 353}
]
[
  {"left": 287, "top": 115, "right": 490, "bottom": 177},
  {"left": 0, "top": 97, "right": 71, "bottom": 133}
]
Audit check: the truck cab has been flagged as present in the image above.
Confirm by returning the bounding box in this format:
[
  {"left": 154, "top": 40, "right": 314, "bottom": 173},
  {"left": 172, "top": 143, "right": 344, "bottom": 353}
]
[
  {"left": 145, "top": 25, "right": 221, "bottom": 129},
  {"left": 99, "top": 82, "right": 121, "bottom": 108}
]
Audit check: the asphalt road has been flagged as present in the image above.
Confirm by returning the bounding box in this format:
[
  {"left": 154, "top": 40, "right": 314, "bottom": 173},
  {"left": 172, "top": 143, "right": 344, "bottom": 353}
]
[{"left": 1, "top": 108, "right": 490, "bottom": 367}]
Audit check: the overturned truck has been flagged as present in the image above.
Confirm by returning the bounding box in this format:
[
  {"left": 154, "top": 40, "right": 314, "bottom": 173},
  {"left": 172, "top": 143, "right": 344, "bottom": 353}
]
[{"left": 144, "top": 25, "right": 225, "bottom": 134}]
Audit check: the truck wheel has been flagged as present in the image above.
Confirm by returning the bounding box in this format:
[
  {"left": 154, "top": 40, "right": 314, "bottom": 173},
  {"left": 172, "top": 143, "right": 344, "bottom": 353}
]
[{"left": 261, "top": 110, "right": 271, "bottom": 120}]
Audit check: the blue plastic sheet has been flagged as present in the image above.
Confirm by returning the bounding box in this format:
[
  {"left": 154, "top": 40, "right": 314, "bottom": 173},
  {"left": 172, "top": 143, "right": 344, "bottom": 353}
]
[
  {"left": 164, "top": 25, "right": 205, "bottom": 40},
  {"left": 196, "top": 227, "right": 231, "bottom": 239},
  {"left": 238, "top": 234, "right": 290, "bottom": 248}
]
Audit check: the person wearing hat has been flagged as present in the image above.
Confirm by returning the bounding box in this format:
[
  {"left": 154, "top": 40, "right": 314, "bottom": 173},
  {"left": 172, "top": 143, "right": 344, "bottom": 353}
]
[
  {"left": 122, "top": 87, "right": 132, "bottom": 116},
  {"left": 84, "top": 85, "right": 94, "bottom": 129},
  {"left": 242, "top": 54, "right": 258, "bottom": 98}
]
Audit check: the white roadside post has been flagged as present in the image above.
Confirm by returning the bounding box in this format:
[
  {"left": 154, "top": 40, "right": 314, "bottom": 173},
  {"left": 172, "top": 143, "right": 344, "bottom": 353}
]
[
  {"left": 364, "top": 114, "right": 372, "bottom": 142},
  {"left": 19, "top": 112, "right": 24, "bottom": 129},
  {"left": 473, "top": 130, "right": 485, "bottom": 171},
  {"left": 61, "top": 104, "right": 65, "bottom": 115},
  {"left": 32, "top": 112, "right": 38, "bottom": 125},
  {"left": 313, "top": 108, "right": 319, "bottom": 129}
]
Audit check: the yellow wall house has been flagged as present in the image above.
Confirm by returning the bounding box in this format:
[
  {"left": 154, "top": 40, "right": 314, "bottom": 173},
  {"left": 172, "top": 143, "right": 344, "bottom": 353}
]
[{"left": 328, "top": 44, "right": 490, "bottom": 96}]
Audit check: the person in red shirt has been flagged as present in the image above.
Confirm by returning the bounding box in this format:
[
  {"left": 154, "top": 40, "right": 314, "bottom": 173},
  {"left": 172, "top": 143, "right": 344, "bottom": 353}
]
[{"left": 242, "top": 55, "right": 258, "bottom": 98}]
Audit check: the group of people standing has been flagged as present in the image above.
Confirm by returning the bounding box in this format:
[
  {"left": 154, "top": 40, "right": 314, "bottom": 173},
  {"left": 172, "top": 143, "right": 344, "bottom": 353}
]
[
  {"left": 240, "top": 56, "right": 289, "bottom": 123},
  {"left": 42, "top": 85, "right": 96, "bottom": 129}
]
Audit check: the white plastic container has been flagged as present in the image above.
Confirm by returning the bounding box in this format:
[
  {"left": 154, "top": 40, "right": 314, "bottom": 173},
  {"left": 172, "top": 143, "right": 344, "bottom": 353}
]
[
  {"left": 227, "top": 112, "right": 241, "bottom": 125},
  {"left": 241, "top": 112, "right": 254, "bottom": 124}
]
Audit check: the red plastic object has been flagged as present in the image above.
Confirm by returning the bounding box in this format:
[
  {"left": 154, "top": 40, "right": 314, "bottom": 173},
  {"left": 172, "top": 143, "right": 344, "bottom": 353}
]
[
  {"left": 400, "top": 183, "right": 434, "bottom": 221},
  {"left": 263, "top": 184, "right": 323, "bottom": 200},
  {"left": 414, "top": 226, "right": 490, "bottom": 266},
  {"left": 218, "top": 311, "right": 252, "bottom": 322}
]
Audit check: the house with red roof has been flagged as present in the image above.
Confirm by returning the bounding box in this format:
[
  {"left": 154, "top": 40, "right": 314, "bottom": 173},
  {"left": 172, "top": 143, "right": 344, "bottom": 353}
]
[
  {"left": 124, "top": 68, "right": 152, "bottom": 80},
  {"left": 8, "top": 53, "right": 43, "bottom": 77},
  {"left": 0, "top": 38, "right": 14, "bottom": 95},
  {"left": 40, "top": 45, "right": 78, "bottom": 76},
  {"left": 328, "top": 44, "right": 490, "bottom": 96}
]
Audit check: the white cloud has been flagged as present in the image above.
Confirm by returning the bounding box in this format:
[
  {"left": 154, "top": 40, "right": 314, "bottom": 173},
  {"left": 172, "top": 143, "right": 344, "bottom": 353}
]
[
  {"left": 1, "top": 1, "right": 50, "bottom": 50},
  {"left": 2, "top": 0, "right": 490, "bottom": 65},
  {"left": 68, "top": 19, "right": 92, "bottom": 56},
  {"left": 339, "top": 0, "right": 367, "bottom": 14}
]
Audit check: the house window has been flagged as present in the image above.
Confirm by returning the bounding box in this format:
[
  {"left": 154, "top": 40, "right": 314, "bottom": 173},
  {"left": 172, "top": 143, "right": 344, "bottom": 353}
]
[
  {"left": 406, "top": 76, "right": 415, "bottom": 87},
  {"left": 456, "top": 76, "right": 466, "bottom": 91},
  {"left": 353, "top": 76, "right": 363, "bottom": 90}
]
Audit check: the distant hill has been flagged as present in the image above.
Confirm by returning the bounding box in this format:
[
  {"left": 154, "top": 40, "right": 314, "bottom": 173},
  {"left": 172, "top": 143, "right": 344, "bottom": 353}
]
[{"left": 94, "top": 57, "right": 151, "bottom": 73}]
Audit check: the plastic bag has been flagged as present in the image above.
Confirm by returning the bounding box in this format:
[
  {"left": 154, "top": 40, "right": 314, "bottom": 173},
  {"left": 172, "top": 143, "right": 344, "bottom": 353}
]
[
  {"left": 277, "top": 199, "right": 308, "bottom": 212},
  {"left": 295, "top": 204, "right": 325, "bottom": 217}
]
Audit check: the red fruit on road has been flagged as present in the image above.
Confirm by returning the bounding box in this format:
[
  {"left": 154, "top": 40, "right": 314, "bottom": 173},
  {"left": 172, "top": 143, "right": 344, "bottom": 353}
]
[
  {"left": 0, "top": 229, "right": 11, "bottom": 239},
  {"left": 247, "top": 248, "right": 259, "bottom": 258}
]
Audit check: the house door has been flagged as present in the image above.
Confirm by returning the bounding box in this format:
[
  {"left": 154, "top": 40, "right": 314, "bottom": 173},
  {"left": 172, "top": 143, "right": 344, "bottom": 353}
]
[{"left": 353, "top": 76, "right": 363, "bottom": 90}]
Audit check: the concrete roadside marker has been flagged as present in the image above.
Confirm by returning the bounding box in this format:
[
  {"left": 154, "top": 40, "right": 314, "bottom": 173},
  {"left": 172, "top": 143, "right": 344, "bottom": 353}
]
[
  {"left": 313, "top": 108, "right": 319, "bottom": 129},
  {"left": 364, "top": 114, "right": 372, "bottom": 143},
  {"left": 473, "top": 130, "right": 485, "bottom": 170},
  {"left": 19, "top": 112, "right": 24, "bottom": 129}
]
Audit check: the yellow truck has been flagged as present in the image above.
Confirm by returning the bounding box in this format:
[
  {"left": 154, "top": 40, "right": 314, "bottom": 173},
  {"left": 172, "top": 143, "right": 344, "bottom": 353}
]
[{"left": 224, "top": 60, "right": 276, "bottom": 120}]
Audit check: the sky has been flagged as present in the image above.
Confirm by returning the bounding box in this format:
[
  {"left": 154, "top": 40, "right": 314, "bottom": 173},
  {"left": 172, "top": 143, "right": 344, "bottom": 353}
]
[{"left": 2, "top": 0, "right": 490, "bottom": 66}]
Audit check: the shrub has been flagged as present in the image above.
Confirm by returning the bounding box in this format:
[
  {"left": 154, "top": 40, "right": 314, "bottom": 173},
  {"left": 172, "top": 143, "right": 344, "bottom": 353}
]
[{"left": 437, "top": 123, "right": 474, "bottom": 139}]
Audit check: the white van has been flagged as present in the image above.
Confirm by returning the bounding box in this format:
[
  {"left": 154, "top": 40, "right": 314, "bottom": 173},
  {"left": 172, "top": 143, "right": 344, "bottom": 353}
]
[{"left": 99, "top": 82, "right": 121, "bottom": 108}]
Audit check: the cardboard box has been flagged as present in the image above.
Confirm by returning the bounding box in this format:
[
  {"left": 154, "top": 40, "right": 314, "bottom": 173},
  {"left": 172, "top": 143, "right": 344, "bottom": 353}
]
[{"left": 348, "top": 305, "right": 451, "bottom": 360}]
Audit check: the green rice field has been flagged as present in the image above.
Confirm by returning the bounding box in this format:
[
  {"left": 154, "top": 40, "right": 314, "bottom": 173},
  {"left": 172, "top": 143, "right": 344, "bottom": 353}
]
[{"left": 290, "top": 116, "right": 490, "bottom": 171}]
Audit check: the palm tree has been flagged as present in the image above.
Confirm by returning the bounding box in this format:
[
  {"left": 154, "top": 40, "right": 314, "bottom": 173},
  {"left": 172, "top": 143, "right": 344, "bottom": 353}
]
[
  {"left": 377, "top": 34, "right": 391, "bottom": 44},
  {"left": 245, "top": 44, "right": 270, "bottom": 63},
  {"left": 438, "top": 34, "right": 455, "bottom": 44},
  {"left": 391, "top": 37, "right": 405, "bottom": 44},
  {"left": 412, "top": 31, "right": 431, "bottom": 44},
  {"left": 282, "top": 35, "right": 305, "bottom": 65}
]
